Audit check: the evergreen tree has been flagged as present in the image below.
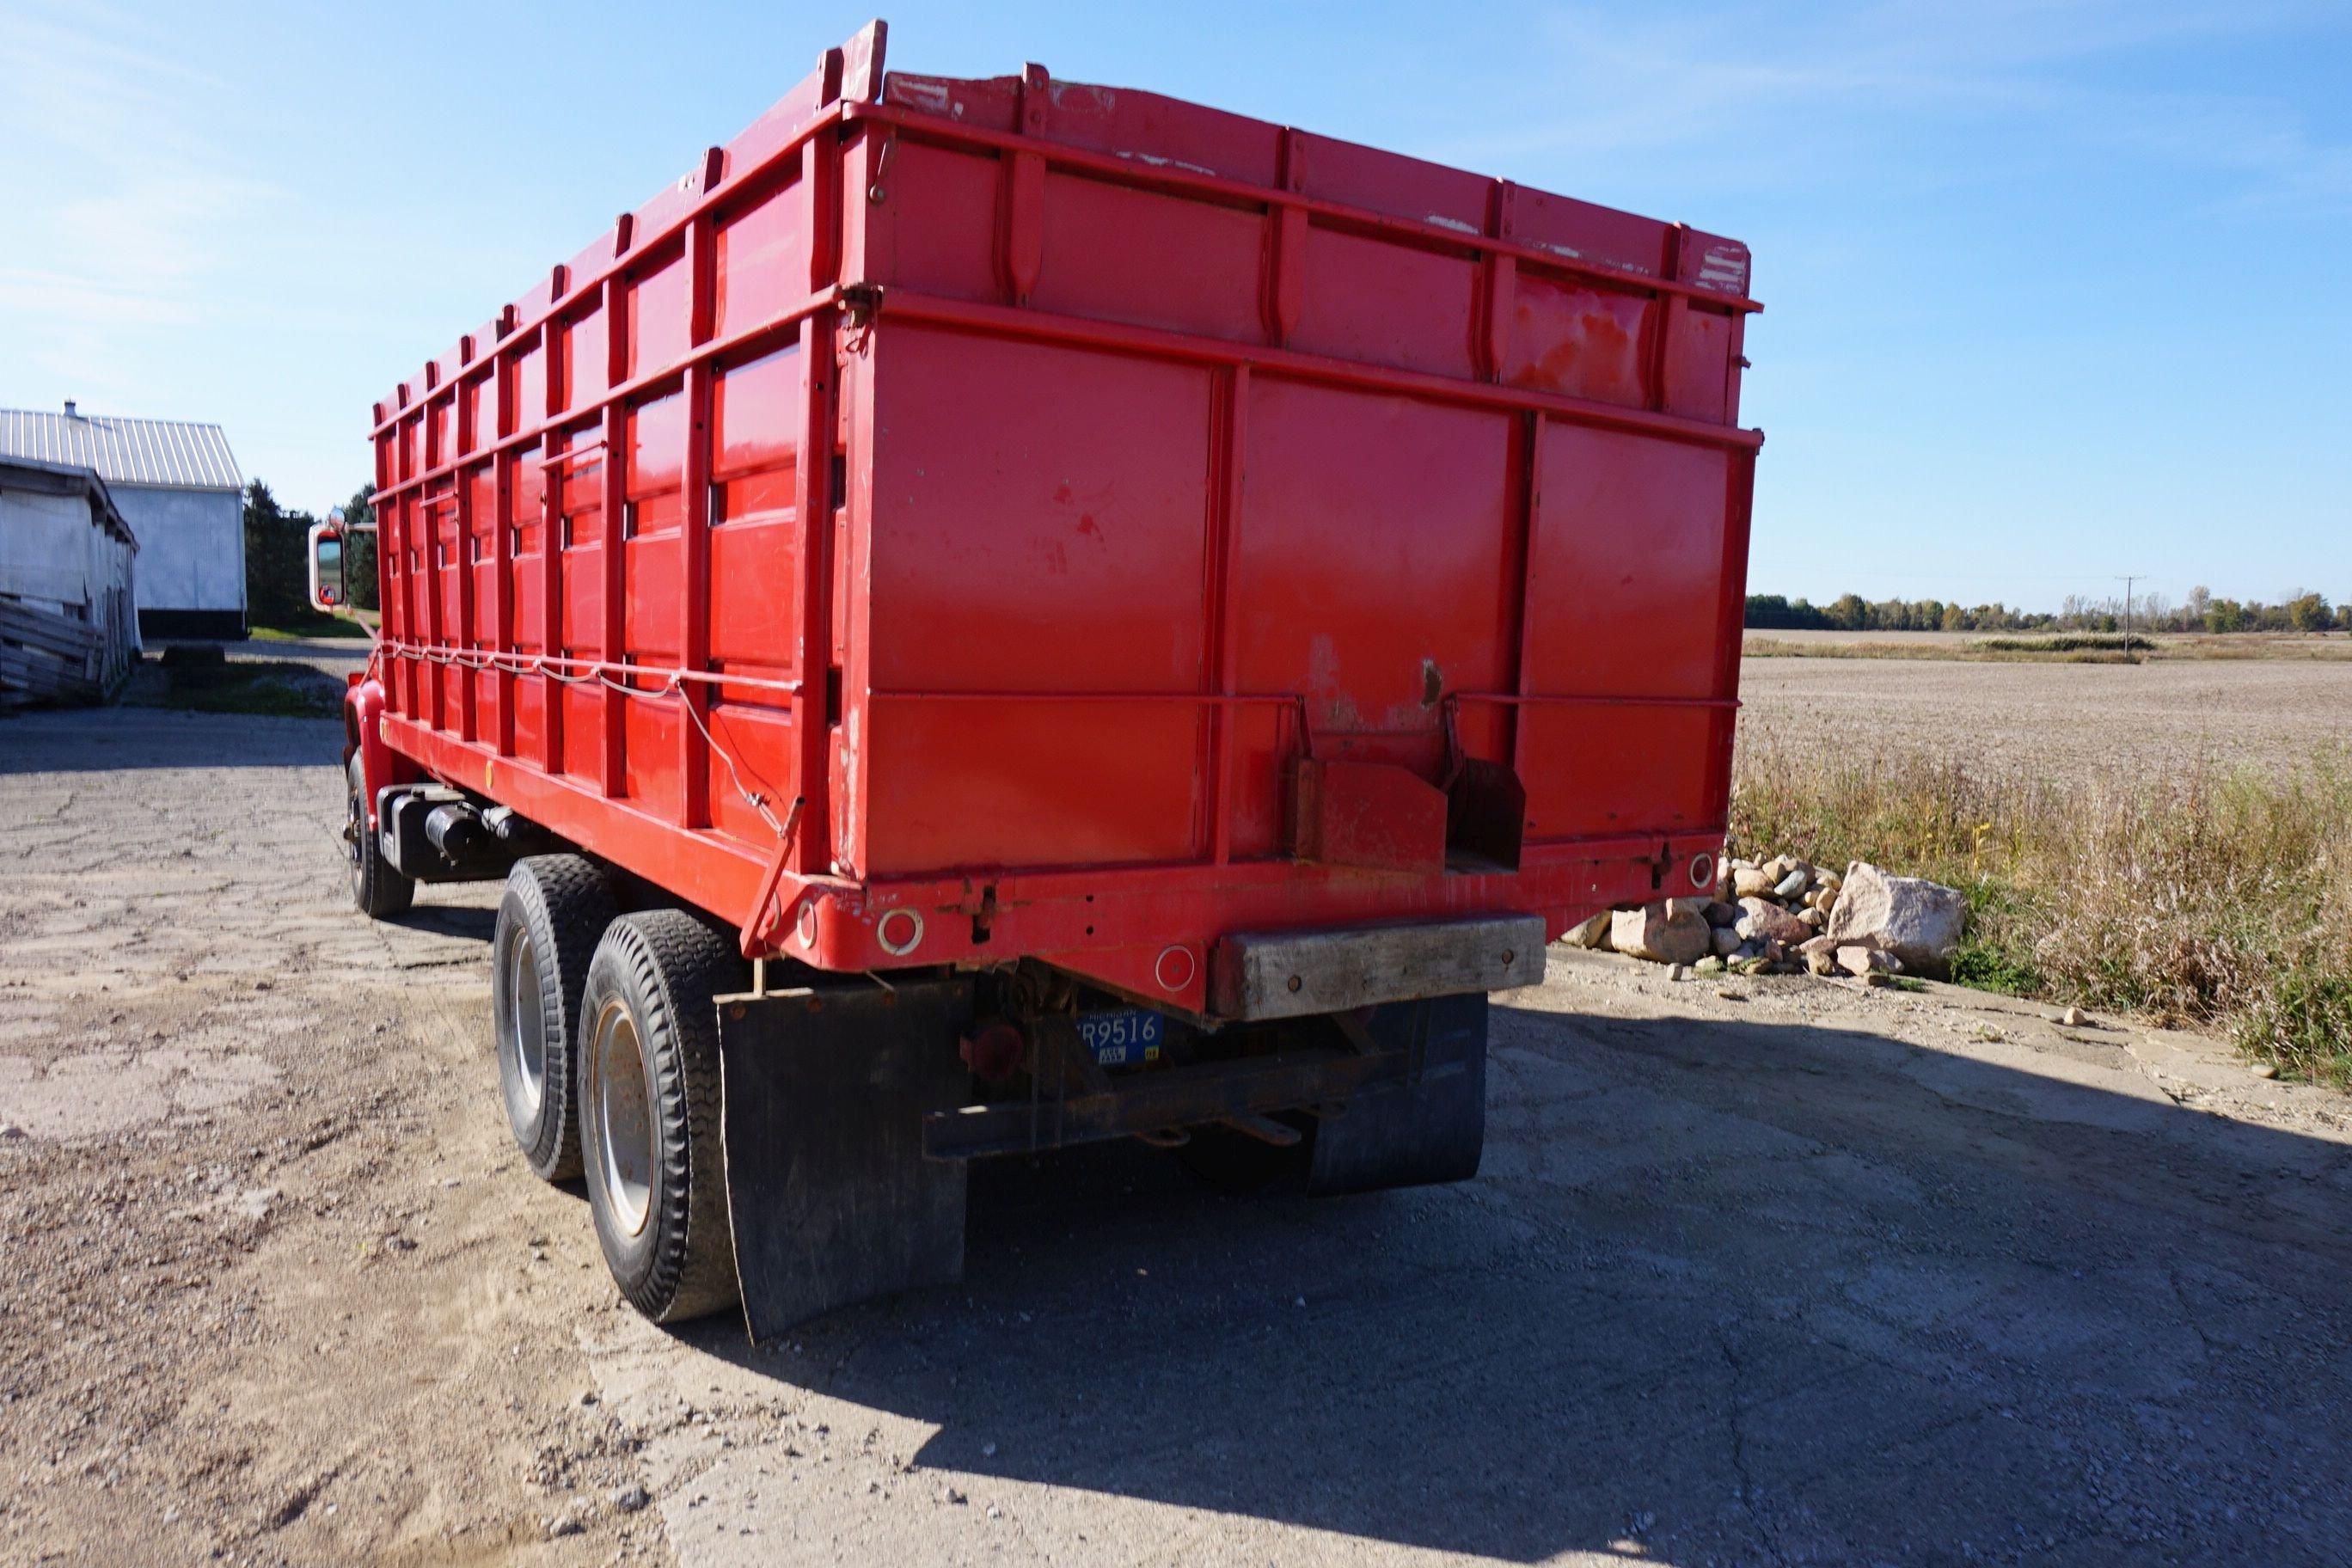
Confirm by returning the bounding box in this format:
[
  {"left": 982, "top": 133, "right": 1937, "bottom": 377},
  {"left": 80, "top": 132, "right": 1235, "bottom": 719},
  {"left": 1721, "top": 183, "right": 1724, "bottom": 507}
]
[
  {"left": 242, "top": 481, "right": 321, "bottom": 625},
  {"left": 341, "top": 484, "right": 380, "bottom": 612}
]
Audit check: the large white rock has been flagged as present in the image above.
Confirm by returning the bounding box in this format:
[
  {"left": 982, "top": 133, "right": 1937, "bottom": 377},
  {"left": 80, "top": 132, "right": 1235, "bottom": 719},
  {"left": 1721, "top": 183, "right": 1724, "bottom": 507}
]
[
  {"left": 1609, "top": 901, "right": 1711, "bottom": 966},
  {"left": 1824, "top": 861, "right": 1966, "bottom": 976}
]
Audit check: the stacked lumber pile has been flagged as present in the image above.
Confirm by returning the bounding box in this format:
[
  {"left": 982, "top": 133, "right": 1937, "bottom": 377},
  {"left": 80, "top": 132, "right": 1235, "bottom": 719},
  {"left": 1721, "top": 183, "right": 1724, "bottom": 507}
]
[{"left": 0, "top": 597, "right": 112, "bottom": 708}]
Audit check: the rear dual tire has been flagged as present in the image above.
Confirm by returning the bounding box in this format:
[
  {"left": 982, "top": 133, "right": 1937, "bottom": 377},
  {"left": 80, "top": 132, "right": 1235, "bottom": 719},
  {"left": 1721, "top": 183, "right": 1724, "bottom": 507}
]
[
  {"left": 491, "top": 855, "right": 616, "bottom": 1182},
  {"left": 579, "top": 910, "right": 745, "bottom": 1325}
]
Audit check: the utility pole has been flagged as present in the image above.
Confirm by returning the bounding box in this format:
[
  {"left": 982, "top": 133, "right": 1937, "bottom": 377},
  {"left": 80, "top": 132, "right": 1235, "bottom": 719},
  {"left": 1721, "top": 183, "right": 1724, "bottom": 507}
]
[{"left": 2116, "top": 574, "right": 2143, "bottom": 665}]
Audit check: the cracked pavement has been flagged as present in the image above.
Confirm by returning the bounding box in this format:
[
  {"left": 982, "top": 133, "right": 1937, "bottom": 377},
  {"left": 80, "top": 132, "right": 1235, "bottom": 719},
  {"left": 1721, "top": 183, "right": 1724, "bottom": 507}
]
[
  {"left": 576, "top": 913, "right": 2352, "bottom": 1566},
  {"left": 5, "top": 703, "right": 2352, "bottom": 1566}
]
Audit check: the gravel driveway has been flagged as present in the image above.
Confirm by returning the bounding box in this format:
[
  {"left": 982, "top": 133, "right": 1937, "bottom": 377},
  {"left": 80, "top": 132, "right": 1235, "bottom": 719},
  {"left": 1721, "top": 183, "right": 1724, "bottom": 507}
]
[{"left": 4, "top": 704, "right": 2350, "bottom": 1565}]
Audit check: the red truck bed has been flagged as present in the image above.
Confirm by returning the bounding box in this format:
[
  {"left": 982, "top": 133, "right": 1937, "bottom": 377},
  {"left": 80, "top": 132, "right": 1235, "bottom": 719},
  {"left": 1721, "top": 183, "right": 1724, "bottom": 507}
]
[{"left": 359, "top": 21, "right": 1760, "bottom": 1020}]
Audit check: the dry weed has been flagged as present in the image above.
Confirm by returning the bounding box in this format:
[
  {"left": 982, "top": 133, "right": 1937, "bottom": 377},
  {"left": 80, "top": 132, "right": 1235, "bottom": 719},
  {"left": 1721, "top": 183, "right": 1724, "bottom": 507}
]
[{"left": 1731, "top": 731, "right": 2352, "bottom": 1083}]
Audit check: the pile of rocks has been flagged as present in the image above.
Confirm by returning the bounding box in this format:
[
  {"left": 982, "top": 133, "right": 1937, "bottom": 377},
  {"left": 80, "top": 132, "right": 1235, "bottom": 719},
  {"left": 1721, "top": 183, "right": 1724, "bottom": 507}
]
[{"left": 1563, "top": 857, "right": 1967, "bottom": 983}]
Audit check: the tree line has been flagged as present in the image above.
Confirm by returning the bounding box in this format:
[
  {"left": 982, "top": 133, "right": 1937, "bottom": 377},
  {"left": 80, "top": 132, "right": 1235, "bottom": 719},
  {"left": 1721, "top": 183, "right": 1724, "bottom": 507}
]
[
  {"left": 1747, "top": 588, "right": 2341, "bottom": 634},
  {"left": 248, "top": 484, "right": 2344, "bottom": 640},
  {"left": 242, "top": 480, "right": 378, "bottom": 626}
]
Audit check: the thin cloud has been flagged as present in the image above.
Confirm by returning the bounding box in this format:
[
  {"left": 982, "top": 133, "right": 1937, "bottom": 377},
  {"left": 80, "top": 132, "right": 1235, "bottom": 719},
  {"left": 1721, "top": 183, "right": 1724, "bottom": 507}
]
[
  {"left": 1425, "top": 0, "right": 2350, "bottom": 211},
  {"left": 0, "top": 2, "right": 277, "bottom": 390}
]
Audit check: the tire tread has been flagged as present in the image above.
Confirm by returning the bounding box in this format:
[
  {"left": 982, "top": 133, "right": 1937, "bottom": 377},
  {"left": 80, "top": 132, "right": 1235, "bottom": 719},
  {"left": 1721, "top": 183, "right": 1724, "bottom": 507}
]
[
  {"left": 347, "top": 755, "right": 413, "bottom": 918},
  {"left": 586, "top": 910, "right": 744, "bottom": 1324},
  {"left": 494, "top": 855, "right": 616, "bottom": 1181}
]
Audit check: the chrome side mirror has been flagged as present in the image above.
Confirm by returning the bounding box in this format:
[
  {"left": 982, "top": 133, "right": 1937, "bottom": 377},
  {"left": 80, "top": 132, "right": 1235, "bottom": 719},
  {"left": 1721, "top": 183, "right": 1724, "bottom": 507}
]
[{"left": 308, "top": 509, "right": 347, "bottom": 612}]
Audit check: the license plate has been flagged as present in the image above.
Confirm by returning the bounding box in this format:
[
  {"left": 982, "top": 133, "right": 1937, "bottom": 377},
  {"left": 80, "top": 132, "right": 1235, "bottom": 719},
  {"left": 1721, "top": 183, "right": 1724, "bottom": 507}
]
[{"left": 1075, "top": 1008, "right": 1165, "bottom": 1068}]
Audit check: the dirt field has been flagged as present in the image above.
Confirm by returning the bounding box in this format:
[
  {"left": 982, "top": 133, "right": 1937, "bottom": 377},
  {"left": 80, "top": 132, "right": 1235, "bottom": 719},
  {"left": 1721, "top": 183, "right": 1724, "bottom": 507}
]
[
  {"left": 8, "top": 704, "right": 2352, "bottom": 1566},
  {"left": 1738, "top": 656, "right": 2352, "bottom": 778}
]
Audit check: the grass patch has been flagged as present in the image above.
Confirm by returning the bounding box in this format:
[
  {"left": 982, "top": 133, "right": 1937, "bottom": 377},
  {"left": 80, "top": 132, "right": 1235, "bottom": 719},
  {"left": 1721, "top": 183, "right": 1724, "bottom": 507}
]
[
  {"left": 155, "top": 659, "right": 343, "bottom": 719},
  {"left": 1742, "top": 638, "right": 1959, "bottom": 661},
  {"left": 1950, "top": 935, "right": 2042, "bottom": 995},
  {"left": 248, "top": 611, "right": 371, "bottom": 640},
  {"left": 2240, "top": 971, "right": 2352, "bottom": 1085},
  {"left": 1732, "top": 734, "right": 2352, "bottom": 1085},
  {"left": 1740, "top": 635, "right": 2147, "bottom": 664},
  {"left": 1949, "top": 881, "right": 2045, "bottom": 995},
  {"left": 1972, "top": 634, "right": 2154, "bottom": 654}
]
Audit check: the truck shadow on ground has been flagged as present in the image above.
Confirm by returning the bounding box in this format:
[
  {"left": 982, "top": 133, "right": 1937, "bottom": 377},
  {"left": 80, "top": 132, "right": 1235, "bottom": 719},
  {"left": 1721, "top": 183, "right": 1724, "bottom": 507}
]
[
  {"left": 0, "top": 707, "right": 341, "bottom": 773},
  {"left": 678, "top": 1002, "right": 2352, "bottom": 1565},
  {"left": 383, "top": 905, "right": 496, "bottom": 943}
]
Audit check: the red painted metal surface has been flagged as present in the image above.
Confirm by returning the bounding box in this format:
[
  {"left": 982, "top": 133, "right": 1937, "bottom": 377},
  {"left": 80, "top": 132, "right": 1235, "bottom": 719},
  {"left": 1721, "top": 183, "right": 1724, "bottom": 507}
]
[{"left": 359, "top": 21, "right": 1761, "bottom": 1017}]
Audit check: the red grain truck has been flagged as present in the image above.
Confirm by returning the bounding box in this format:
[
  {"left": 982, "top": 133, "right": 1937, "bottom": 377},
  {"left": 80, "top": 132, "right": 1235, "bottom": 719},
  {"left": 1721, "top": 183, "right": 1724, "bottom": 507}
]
[{"left": 314, "top": 21, "right": 1761, "bottom": 1338}]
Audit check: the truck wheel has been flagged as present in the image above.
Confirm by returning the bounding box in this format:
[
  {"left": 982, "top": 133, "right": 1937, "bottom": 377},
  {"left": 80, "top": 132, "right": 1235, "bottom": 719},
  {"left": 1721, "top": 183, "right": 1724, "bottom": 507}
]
[
  {"left": 346, "top": 753, "right": 413, "bottom": 917},
  {"left": 491, "top": 855, "right": 616, "bottom": 1181},
  {"left": 579, "top": 910, "right": 744, "bottom": 1324}
]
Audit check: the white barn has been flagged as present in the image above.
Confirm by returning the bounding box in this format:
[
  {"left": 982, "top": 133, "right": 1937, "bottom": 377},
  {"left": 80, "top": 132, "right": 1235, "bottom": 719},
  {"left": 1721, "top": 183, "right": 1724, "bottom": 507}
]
[
  {"left": 0, "top": 403, "right": 245, "bottom": 638},
  {"left": 0, "top": 457, "right": 141, "bottom": 706}
]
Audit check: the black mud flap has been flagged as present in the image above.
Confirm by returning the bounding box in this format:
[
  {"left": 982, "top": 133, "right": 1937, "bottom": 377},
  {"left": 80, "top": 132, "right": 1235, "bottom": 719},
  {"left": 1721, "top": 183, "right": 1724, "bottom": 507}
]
[
  {"left": 715, "top": 974, "right": 974, "bottom": 1343},
  {"left": 1308, "top": 991, "right": 1488, "bottom": 1196}
]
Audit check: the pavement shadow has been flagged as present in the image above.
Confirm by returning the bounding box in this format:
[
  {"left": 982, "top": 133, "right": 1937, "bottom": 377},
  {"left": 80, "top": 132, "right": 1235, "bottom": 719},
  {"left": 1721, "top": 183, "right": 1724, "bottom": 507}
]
[
  {"left": 677, "top": 1001, "right": 2352, "bottom": 1565},
  {"left": 0, "top": 707, "right": 341, "bottom": 773},
  {"left": 384, "top": 905, "right": 497, "bottom": 943}
]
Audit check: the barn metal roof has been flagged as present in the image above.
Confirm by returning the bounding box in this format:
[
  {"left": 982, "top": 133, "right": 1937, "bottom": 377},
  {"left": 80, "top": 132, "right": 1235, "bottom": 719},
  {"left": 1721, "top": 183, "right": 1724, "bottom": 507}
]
[{"left": 0, "top": 406, "right": 242, "bottom": 492}]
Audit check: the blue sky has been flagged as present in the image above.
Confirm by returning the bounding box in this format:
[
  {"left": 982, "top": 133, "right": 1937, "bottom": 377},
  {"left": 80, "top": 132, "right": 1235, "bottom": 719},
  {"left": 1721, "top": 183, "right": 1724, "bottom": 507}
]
[{"left": 3, "top": 1, "right": 2345, "bottom": 613}]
